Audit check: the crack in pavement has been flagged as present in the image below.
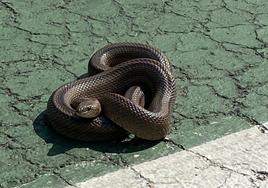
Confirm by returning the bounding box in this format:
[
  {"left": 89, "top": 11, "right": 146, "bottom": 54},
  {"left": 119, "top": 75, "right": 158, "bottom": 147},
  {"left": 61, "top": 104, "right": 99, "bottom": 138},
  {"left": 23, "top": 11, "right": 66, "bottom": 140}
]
[{"left": 116, "top": 155, "right": 155, "bottom": 188}]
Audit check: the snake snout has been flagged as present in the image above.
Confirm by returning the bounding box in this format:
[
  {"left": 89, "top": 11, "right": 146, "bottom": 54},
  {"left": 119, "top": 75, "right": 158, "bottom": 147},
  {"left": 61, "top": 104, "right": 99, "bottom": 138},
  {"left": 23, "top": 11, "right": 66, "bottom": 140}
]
[{"left": 75, "top": 97, "right": 102, "bottom": 118}]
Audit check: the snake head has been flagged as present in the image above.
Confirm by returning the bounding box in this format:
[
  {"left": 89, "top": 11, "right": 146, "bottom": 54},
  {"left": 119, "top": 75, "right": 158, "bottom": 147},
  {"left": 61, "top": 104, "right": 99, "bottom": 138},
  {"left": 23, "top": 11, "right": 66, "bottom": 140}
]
[{"left": 75, "top": 98, "right": 101, "bottom": 118}]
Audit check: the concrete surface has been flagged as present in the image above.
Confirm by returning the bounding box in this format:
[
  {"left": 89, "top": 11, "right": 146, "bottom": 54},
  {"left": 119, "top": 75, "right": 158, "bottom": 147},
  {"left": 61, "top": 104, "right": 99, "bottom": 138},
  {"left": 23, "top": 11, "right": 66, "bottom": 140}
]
[
  {"left": 0, "top": 0, "right": 268, "bottom": 187},
  {"left": 67, "top": 125, "right": 268, "bottom": 188},
  {"left": 65, "top": 127, "right": 268, "bottom": 188}
]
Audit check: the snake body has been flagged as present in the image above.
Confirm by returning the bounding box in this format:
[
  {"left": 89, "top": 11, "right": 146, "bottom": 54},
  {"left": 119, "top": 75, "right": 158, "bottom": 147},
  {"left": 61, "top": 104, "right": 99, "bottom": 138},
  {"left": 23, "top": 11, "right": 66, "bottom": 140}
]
[{"left": 47, "top": 43, "right": 176, "bottom": 141}]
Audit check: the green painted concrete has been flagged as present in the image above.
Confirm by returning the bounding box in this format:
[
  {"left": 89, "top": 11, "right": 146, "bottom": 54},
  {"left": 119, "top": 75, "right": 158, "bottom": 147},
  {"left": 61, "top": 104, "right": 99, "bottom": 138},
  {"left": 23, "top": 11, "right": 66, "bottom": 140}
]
[{"left": 0, "top": 0, "right": 268, "bottom": 187}]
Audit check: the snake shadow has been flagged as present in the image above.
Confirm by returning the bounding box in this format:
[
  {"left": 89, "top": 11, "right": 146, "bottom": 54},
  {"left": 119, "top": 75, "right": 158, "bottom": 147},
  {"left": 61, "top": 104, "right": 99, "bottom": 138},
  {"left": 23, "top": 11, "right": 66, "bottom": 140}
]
[{"left": 33, "top": 110, "right": 160, "bottom": 156}]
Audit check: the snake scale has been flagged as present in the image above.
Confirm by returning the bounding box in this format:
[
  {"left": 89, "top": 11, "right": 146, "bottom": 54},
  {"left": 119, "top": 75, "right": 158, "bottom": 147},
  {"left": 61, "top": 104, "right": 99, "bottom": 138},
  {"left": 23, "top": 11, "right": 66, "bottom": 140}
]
[{"left": 47, "top": 43, "right": 176, "bottom": 141}]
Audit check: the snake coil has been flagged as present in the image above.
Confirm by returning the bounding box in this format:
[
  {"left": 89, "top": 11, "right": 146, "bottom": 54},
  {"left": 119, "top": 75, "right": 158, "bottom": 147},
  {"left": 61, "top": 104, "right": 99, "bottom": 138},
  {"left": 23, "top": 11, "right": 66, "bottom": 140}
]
[{"left": 47, "top": 43, "right": 176, "bottom": 141}]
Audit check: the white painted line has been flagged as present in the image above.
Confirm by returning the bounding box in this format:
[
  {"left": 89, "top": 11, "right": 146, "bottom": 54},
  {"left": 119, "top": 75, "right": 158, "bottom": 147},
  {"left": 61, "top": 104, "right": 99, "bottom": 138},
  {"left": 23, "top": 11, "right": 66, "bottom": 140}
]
[{"left": 68, "top": 124, "right": 268, "bottom": 188}]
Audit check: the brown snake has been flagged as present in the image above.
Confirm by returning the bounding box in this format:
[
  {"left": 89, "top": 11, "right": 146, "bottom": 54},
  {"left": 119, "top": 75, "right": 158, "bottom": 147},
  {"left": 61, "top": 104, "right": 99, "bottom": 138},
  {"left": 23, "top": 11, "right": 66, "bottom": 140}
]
[{"left": 47, "top": 43, "right": 176, "bottom": 141}]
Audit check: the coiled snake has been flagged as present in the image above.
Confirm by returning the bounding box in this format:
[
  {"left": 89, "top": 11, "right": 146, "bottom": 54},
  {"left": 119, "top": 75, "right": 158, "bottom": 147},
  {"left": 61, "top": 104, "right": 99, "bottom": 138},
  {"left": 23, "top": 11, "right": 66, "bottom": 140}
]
[{"left": 47, "top": 43, "right": 176, "bottom": 141}]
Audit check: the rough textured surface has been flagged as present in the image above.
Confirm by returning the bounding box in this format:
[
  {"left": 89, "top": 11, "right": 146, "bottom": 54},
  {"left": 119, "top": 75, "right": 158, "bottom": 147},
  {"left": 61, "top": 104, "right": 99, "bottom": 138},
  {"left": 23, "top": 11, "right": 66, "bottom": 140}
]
[
  {"left": 0, "top": 0, "right": 268, "bottom": 187},
  {"left": 67, "top": 127, "right": 268, "bottom": 188},
  {"left": 67, "top": 169, "right": 148, "bottom": 188}
]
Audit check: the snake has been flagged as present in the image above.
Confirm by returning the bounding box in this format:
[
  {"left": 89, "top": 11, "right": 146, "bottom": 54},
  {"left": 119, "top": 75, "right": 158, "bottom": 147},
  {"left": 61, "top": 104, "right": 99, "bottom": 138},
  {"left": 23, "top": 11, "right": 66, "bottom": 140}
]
[{"left": 46, "top": 43, "right": 176, "bottom": 142}]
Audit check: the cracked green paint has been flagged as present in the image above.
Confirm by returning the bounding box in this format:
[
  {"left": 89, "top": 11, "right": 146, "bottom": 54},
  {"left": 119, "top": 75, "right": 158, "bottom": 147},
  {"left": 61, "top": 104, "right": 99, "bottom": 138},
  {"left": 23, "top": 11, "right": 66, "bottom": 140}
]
[{"left": 0, "top": 0, "right": 268, "bottom": 187}]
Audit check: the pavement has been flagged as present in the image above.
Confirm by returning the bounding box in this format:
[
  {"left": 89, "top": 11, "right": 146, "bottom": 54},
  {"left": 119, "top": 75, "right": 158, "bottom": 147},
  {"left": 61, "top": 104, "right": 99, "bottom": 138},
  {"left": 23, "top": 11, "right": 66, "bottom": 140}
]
[
  {"left": 66, "top": 125, "right": 268, "bottom": 188},
  {"left": 0, "top": 0, "right": 268, "bottom": 188}
]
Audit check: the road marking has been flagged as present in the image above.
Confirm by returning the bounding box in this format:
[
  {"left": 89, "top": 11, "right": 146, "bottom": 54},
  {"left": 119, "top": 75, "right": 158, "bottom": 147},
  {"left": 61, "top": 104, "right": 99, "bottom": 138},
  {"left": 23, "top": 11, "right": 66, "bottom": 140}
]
[{"left": 67, "top": 123, "right": 268, "bottom": 188}]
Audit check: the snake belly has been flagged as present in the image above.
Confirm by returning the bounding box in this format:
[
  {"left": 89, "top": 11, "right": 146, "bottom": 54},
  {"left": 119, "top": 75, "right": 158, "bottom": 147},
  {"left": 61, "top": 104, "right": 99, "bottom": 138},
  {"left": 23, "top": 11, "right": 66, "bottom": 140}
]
[{"left": 46, "top": 43, "right": 176, "bottom": 141}]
